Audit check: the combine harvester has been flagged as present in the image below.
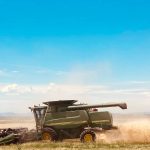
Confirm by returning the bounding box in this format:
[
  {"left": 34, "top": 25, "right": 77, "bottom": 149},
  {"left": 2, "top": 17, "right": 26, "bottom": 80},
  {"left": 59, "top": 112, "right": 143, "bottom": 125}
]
[
  {"left": 29, "top": 100, "right": 127, "bottom": 142},
  {"left": 0, "top": 100, "right": 127, "bottom": 144}
]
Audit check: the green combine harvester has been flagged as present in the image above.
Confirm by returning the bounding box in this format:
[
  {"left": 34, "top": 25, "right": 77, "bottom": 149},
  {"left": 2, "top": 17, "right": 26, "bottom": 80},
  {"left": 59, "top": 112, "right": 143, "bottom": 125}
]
[{"left": 30, "top": 100, "right": 127, "bottom": 142}]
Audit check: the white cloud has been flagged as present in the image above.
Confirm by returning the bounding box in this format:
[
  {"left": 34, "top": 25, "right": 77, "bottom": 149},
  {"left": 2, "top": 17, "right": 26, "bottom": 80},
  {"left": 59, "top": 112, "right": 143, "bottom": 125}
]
[
  {"left": 11, "top": 70, "right": 20, "bottom": 73},
  {"left": 63, "top": 62, "right": 112, "bottom": 85},
  {"left": 0, "top": 82, "right": 150, "bottom": 113},
  {"left": 0, "top": 70, "right": 7, "bottom": 76},
  {"left": 0, "top": 69, "right": 20, "bottom": 77},
  {"left": 0, "top": 83, "right": 32, "bottom": 94},
  {"left": 0, "top": 83, "right": 150, "bottom": 97}
]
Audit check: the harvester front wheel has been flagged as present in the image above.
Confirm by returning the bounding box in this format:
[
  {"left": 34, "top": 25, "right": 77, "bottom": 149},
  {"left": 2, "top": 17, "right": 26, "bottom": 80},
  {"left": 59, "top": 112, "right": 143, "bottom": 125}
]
[
  {"left": 42, "top": 128, "right": 58, "bottom": 142},
  {"left": 80, "top": 130, "right": 96, "bottom": 142}
]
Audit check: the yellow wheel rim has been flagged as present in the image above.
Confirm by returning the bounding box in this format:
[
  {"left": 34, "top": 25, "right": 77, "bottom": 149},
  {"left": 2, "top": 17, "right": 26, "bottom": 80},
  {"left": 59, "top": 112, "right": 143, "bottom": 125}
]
[
  {"left": 42, "top": 132, "right": 52, "bottom": 141},
  {"left": 84, "top": 133, "right": 93, "bottom": 142}
]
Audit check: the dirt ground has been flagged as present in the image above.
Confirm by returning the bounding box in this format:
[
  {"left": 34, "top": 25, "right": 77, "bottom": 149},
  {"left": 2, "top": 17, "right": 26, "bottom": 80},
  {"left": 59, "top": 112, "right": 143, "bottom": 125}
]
[{"left": 0, "top": 116, "right": 35, "bottom": 129}]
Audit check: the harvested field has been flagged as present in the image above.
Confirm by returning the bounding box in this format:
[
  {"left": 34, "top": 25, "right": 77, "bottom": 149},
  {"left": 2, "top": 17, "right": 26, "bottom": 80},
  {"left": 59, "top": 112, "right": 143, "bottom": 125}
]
[
  {"left": 0, "top": 116, "right": 35, "bottom": 130},
  {"left": 0, "top": 142, "right": 150, "bottom": 150}
]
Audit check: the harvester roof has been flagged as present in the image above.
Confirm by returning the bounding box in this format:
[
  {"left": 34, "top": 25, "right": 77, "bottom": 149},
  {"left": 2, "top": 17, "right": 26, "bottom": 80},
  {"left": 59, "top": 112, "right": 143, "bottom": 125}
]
[{"left": 43, "top": 100, "right": 77, "bottom": 106}]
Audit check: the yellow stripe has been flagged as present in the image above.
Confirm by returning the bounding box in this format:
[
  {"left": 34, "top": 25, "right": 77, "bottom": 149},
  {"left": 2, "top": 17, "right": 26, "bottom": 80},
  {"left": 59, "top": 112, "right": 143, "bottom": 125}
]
[
  {"left": 92, "top": 120, "right": 110, "bottom": 124},
  {"left": 45, "top": 121, "right": 87, "bottom": 126}
]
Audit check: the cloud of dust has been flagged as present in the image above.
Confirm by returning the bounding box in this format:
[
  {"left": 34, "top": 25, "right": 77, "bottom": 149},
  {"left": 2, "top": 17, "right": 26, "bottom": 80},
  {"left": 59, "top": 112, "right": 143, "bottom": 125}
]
[{"left": 97, "top": 119, "right": 150, "bottom": 143}]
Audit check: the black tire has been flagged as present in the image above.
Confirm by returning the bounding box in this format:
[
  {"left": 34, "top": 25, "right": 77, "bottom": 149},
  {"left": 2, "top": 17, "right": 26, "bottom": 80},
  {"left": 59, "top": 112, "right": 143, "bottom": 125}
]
[
  {"left": 42, "top": 128, "right": 58, "bottom": 141},
  {"left": 80, "top": 130, "right": 96, "bottom": 142}
]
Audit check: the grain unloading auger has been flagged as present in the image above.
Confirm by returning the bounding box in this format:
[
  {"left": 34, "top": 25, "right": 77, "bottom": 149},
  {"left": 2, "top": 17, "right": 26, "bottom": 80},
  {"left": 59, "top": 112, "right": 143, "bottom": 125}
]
[
  {"left": 67, "top": 102, "right": 127, "bottom": 110},
  {"left": 30, "top": 100, "right": 127, "bottom": 142}
]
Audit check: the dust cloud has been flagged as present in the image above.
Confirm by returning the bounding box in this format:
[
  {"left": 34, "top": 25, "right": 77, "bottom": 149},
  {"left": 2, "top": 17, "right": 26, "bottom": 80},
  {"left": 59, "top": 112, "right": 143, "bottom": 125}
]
[{"left": 97, "top": 114, "right": 150, "bottom": 143}]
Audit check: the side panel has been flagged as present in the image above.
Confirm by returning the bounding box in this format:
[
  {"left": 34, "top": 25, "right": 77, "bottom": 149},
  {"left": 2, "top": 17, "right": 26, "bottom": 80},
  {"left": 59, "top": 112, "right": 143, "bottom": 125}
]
[
  {"left": 44, "top": 110, "right": 89, "bottom": 129},
  {"left": 89, "top": 111, "right": 113, "bottom": 129}
]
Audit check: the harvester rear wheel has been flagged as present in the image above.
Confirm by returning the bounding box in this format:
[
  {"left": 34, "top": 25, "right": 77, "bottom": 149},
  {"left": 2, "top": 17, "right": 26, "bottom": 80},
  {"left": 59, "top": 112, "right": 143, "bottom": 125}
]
[
  {"left": 42, "top": 128, "right": 58, "bottom": 142},
  {"left": 80, "top": 130, "right": 96, "bottom": 142}
]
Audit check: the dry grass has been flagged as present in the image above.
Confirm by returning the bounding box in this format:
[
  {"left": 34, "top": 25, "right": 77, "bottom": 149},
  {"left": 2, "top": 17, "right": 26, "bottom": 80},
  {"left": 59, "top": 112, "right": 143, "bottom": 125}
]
[{"left": 1, "top": 141, "right": 150, "bottom": 150}]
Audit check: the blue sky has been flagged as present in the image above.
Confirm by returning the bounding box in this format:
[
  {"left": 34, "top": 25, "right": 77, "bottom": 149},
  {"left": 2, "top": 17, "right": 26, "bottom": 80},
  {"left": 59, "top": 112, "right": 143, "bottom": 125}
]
[{"left": 0, "top": 0, "right": 150, "bottom": 113}]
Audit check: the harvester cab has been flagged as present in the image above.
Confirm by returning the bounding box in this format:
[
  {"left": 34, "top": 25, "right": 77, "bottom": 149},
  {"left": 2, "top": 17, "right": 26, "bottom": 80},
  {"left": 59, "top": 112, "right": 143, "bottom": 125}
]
[
  {"left": 29, "top": 106, "right": 47, "bottom": 133},
  {"left": 30, "top": 100, "right": 127, "bottom": 142}
]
